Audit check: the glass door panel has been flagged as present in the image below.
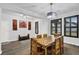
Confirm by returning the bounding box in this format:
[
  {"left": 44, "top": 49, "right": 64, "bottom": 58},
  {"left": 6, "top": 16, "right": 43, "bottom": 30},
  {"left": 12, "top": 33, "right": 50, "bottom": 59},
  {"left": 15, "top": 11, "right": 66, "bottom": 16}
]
[
  {"left": 71, "top": 28, "right": 77, "bottom": 36},
  {"left": 57, "top": 27, "right": 61, "bottom": 33},
  {"left": 71, "top": 17, "right": 77, "bottom": 23},
  {"left": 65, "top": 28, "right": 70, "bottom": 36},
  {"left": 52, "top": 27, "right": 56, "bottom": 31},
  {"left": 51, "top": 22, "right": 56, "bottom": 34},
  {"left": 65, "top": 18, "right": 70, "bottom": 23},
  {"left": 71, "top": 17, "right": 77, "bottom": 27},
  {"left": 52, "top": 31, "right": 55, "bottom": 34},
  {"left": 52, "top": 23, "right": 55, "bottom": 27},
  {"left": 66, "top": 23, "right": 70, "bottom": 27},
  {"left": 57, "top": 23, "right": 61, "bottom": 27},
  {"left": 66, "top": 32, "right": 70, "bottom": 36},
  {"left": 51, "top": 19, "right": 62, "bottom": 35}
]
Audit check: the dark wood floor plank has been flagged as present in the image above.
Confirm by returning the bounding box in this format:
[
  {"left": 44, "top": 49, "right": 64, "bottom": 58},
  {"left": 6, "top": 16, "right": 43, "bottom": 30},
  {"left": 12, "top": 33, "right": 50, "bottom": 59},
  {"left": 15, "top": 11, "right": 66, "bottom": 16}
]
[{"left": 1, "top": 40, "right": 79, "bottom": 55}]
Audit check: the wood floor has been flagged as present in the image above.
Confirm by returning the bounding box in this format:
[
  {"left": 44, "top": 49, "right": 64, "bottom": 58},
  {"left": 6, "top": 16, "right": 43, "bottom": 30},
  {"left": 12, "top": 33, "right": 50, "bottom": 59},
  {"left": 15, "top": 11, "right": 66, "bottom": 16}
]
[
  {"left": 2, "top": 40, "right": 30, "bottom": 55},
  {"left": 1, "top": 39, "right": 79, "bottom": 55}
]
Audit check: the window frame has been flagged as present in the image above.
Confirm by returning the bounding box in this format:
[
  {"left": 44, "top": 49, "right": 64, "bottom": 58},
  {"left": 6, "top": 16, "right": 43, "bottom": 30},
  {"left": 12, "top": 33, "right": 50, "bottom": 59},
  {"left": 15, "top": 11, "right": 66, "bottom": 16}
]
[
  {"left": 64, "top": 15, "right": 78, "bottom": 38},
  {"left": 51, "top": 18, "right": 62, "bottom": 35}
]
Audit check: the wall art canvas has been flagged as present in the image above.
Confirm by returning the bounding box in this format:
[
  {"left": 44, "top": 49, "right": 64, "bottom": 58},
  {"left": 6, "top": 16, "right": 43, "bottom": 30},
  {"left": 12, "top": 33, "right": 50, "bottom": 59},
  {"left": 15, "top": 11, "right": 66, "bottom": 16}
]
[
  {"left": 13, "top": 19, "right": 17, "bottom": 31},
  {"left": 28, "top": 22, "right": 31, "bottom": 30},
  {"left": 19, "top": 20, "right": 27, "bottom": 28}
]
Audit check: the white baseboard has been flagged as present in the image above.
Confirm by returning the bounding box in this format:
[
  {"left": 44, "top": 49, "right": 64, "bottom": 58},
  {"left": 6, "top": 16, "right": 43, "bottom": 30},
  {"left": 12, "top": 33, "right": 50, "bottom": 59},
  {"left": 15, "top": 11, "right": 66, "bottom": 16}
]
[
  {"left": 1, "top": 39, "right": 18, "bottom": 43},
  {"left": 64, "top": 42, "right": 79, "bottom": 46}
]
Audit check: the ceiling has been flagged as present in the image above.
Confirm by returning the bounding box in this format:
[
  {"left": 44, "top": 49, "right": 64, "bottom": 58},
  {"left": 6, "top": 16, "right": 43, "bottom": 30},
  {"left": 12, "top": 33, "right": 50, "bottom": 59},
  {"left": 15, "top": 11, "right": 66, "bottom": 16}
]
[{"left": 0, "top": 3, "right": 79, "bottom": 19}]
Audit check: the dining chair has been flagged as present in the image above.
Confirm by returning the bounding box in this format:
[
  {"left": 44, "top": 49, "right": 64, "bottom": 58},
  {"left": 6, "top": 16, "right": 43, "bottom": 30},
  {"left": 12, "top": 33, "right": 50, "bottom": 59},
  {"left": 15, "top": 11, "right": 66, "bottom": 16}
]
[
  {"left": 37, "top": 34, "right": 42, "bottom": 38},
  {"left": 60, "top": 36, "right": 64, "bottom": 54},
  {"left": 54, "top": 33, "right": 61, "bottom": 37},
  {"left": 43, "top": 34, "right": 47, "bottom": 38},
  {"left": 52, "top": 36, "right": 61, "bottom": 55},
  {"left": 31, "top": 38, "right": 44, "bottom": 55},
  {"left": 31, "top": 38, "right": 37, "bottom": 55}
]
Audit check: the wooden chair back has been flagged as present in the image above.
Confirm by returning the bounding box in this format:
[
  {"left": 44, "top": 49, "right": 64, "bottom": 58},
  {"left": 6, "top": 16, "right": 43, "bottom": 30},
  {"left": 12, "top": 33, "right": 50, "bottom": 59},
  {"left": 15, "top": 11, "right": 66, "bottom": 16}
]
[
  {"left": 54, "top": 33, "right": 61, "bottom": 37},
  {"left": 55, "top": 38, "right": 60, "bottom": 55},
  {"left": 52, "top": 36, "right": 61, "bottom": 55},
  {"left": 31, "top": 38, "right": 44, "bottom": 55},
  {"left": 60, "top": 36, "right": 64, "bottom": 54},
  {"left": 43, "top": 34, "right": 47, "bottom": 38},
  {"left": 31, "top": 38, "right": 37, "bottom": 55},
  {"left": 37, "top": 34, "right": 42, "bottom": 38}
]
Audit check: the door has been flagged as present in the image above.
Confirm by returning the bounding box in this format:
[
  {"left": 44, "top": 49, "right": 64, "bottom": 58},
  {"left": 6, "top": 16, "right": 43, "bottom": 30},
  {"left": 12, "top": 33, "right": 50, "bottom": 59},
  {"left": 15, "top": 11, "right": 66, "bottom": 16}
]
[{"left": 51, "top": 19, "right": 62, "bottom": 35}]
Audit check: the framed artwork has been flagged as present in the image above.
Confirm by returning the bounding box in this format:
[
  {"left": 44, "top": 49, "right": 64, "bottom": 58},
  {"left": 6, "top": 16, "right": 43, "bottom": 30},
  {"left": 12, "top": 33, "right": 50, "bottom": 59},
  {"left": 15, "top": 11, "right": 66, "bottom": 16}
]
[
  {"left": 28, "top": 22, "right": 31, "bottom": 30},
  {"left": 19, "top": 20, "right": 27, "bottom": 28},
  {"left": 13, "top": 19, "right": 17, "bottom": 31},
  {"left": 35, "top": 22, "right": 39, "bottom": 34}
]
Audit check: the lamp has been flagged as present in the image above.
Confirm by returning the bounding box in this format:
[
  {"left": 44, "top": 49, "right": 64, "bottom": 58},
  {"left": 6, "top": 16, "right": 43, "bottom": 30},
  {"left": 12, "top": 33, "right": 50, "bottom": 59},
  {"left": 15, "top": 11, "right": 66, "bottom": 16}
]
[{"left": 47, "top": 3, "right": 57, "bottom": 20}]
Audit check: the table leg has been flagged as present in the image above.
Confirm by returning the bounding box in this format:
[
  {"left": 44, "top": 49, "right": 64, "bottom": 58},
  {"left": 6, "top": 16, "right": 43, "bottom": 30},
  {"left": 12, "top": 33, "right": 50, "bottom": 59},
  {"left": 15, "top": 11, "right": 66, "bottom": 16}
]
[{"left": 45, "top": 47, "right": 47, "bottom": 55}]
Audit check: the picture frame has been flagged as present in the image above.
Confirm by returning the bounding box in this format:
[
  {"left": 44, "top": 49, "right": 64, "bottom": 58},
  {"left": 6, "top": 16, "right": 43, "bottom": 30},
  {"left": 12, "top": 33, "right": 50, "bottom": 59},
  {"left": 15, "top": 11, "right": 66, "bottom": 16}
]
[
  {"left": 28, "top": 22, "right": 31, "bottom": 30},
  {"left": 13, "top": 19, "right": 17, "bottom": 31},
  {"left": 19, "top": 20, "right": 27, "bottom": 28}
]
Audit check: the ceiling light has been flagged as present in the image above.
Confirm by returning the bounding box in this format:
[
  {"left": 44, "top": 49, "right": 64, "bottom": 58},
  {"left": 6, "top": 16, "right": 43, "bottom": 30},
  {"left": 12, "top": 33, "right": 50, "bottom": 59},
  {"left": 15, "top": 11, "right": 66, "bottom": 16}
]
[{"left": 47, "top": 3, "right": 57, "bottom": 20}]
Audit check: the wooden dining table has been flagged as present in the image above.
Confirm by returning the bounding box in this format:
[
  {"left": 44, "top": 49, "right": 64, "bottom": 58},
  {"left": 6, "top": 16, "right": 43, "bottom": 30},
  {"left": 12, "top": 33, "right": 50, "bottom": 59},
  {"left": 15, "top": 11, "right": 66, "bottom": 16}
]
[{"left": 33, "top": 36, "right": 55, "bottom": 55}]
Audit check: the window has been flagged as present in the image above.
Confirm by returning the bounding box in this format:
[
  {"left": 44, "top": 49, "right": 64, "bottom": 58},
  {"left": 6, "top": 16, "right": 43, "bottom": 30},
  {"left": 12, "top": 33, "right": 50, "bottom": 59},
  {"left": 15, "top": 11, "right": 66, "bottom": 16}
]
[
  {"left": 64, "top": 15, "right": 78, "bottom": 37},
  {"left": 51, "top": 19, "right": 62, "bottom": 35}
]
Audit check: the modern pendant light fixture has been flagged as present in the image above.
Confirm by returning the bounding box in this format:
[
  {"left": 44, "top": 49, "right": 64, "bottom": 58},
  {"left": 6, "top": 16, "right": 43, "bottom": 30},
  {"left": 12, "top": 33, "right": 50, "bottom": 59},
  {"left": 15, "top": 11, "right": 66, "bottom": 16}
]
[{"left": 47, "top": 3, "right": 57, "bottom": 20}]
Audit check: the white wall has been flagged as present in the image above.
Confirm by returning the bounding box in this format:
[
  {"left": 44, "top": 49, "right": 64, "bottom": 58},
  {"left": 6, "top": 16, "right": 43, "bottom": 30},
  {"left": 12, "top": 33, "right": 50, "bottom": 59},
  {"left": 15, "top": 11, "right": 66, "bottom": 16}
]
[
  {"left": 30, "top": 17, "right": 49, "bottom": 38},
  {"left": 1, "top": 12, "right": 33, "bottom": 42},
  {"left": 1, "top": 21, "right": 9, "bottom": 42},
  {"left": 1, "top": 10, "right": 49, "bottom": 43},
  {"left": 0, "top": 8, "right": 2, "bottom": 54}
]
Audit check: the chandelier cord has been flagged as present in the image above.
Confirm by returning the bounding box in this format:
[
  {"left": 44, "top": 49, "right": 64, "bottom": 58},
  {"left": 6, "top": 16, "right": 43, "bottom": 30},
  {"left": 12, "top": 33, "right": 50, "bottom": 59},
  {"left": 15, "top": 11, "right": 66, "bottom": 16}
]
[
  {"left": 50, "top": 3, "right": 53, "bottom": 12},
  {"left": 47, "top": 3, "right": 57, "bottom": 19}
]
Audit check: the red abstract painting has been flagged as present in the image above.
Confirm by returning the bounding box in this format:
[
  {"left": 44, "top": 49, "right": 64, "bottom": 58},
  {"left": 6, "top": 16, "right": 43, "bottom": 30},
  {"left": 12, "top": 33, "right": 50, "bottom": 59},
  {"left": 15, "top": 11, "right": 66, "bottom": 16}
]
[
  {"left": 19, "top": 20, "right": 27, "bottom": 28},
  {"left": 13, "top": 19, "right": 17, "bottom": 30},
  {"left": 28, "top": 22, "right": 31, "bottom": 30}
]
